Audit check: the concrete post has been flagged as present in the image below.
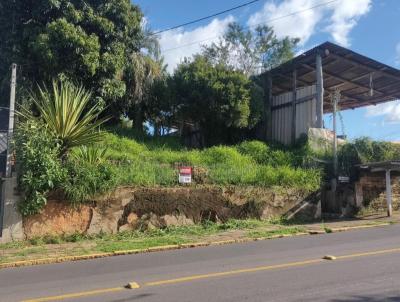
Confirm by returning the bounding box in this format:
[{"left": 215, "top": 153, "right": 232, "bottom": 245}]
[
  {"left": 332, "top": 91, "right": 339, "bottom": 178},
  {"left": 6, "top": 63, "right": 16, "bottom": 178},
  {"left": 0, "top": 175, "right": 23, "bottom": 242},
  {"left": 291, "top": 68, "right": 297, "bottom": 145},
  {"left": 316, "top": 53, "right": 324, "bottom": 128},
  {"left": 385, "top": 169, "right": 393, "bottom": 217}
]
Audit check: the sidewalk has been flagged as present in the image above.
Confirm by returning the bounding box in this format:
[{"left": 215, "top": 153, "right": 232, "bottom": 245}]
[{"left": 0, "top": 212, "right": 398, "bottom": 269}]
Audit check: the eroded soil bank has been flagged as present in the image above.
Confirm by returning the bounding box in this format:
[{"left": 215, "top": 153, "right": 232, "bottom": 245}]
[{"left": 23, "top": 186, "right": 321, "bottom": 238}]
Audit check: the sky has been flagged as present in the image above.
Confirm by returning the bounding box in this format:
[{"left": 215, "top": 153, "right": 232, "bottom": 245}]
[{"left": 134, "top": 0, "right": 400, "bottom": 141}]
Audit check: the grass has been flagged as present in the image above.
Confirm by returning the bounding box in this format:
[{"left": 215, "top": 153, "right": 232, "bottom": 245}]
[
  {"left": 0, "top": 219, "right": 307, "bottom": 264},
  {"left": 1, "top": 215, "right": 397, "bottom": 265},
  {"left": 84, "top": 130, "right": 322, "bottom": 192}
]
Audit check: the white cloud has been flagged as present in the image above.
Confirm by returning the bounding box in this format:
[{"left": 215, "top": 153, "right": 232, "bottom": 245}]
[
  {"left": 247, "top": 0, "right": 323, "bottom": 45},
  {"left": 157, "top": 0, "right": 372, "bottom": 72},
  {"left": 159, "top": 16, "right": 234, "bottom": 73},
  {"left": 365, "top": 100, "right": 400, "bottom": 123},
  {"left": 396, "top": 42, "right": 400, "bottom": 66},
  {"left": 247, "top": 0, "right": 371, "bottom": 47},
  {"left": 326, "top": 0, "right": 371, "bottom": 47}
]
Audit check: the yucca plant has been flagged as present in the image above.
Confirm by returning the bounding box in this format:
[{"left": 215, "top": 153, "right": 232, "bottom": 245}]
[{"left": 21, "top": 81, "right": 108, "bottom": 157}]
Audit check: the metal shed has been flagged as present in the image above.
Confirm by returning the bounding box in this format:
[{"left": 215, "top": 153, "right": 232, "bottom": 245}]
[{"left": 262, "top": 41, "right": 400, "bottom": 145}]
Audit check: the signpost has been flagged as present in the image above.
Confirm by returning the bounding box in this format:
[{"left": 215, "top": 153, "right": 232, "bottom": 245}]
[{"left": 179, "top": 166, "right": 192, "bottom": 184}]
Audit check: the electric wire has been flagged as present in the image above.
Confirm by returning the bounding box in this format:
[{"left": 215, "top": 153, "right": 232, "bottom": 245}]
[
  {"left": 150, "top": 0, "right": 262, "bottom": 35},
  {"left": 161, "top": 0, "right": 340, "bottom": 53}
]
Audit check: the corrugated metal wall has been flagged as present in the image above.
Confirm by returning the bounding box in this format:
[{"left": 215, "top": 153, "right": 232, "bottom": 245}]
[{"left": 271, "top": 85, "right": 316, "bottom": 145}]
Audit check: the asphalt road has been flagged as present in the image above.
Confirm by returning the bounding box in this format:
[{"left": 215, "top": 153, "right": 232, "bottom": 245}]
[{"left": 1, "top": 224, "right": 400, "bottom": 302}]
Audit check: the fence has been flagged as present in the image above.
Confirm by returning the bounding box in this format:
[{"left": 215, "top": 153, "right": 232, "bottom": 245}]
[{"left": 271, "top": 85, "right": 317, "bottom": 145}]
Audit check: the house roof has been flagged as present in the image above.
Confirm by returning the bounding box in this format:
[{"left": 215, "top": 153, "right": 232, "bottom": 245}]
[{"left": 266, "top": 42, "right": 400, "bottom": 113}]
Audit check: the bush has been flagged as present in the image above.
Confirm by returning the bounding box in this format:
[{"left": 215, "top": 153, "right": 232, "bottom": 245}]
[
  {"left": 202, "top": 146, "right": 253, "bottom": 166},
  {"left": 62, "top": 160, "right": 118, "bottom": 203},
  {"left": 338, "top": 137, "right": 400, "bottom": 177},
  {"left": 237, "top": 140, "right": 297, "bottom": 167},
  {"left": 15, "top": 120, "right": 66, "bottom": 216},
  {"left": 237, "top": 141, "right": 270, "bottom": 164}
]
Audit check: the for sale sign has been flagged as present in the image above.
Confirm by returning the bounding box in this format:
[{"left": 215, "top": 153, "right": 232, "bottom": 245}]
[{"left": 179, "top": 166, "right": 192, "bottom": 184}]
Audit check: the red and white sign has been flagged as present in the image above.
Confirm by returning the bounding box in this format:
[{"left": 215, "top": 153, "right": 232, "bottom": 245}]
[{"left": 179, "top": 166, "right": 192, "bottom": 184}]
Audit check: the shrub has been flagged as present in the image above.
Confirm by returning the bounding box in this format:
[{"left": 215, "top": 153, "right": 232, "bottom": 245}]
[
  {"left": 237, "top": 140, "right": 296, "bottom": 167},
  {"left": 62, "top": 160, "right": 118, "bottom": 203},
  {"left": 15, "top": 120, "right": 66, "bottom": 216},
  {"left": 202, "top": 145, "right": 253, "bottom": 166},
  {"left": 237, "top": 141, "right": 270, "bottom": 164},
  {"left": 338, "top": 137, "right": 400, "bottom": 177},
  {"left": 22, "top": 81, "right": 108, "bottom": 156}
]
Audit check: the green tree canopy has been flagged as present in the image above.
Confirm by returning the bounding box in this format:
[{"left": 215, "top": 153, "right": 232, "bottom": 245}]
[
  {"left": 172, "top": 56, "right": 253, "bottom": 146},
  {"left": 202, "top": 22, "right": 299, "bottom": 76},
  {"left": 0, "top": 0, "right": 144, "bottom": 114}
]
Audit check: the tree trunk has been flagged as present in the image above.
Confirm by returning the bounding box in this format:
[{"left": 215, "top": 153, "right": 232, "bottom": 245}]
[{"left": 133, "top": 105, "right": 144, "bottom": 132}]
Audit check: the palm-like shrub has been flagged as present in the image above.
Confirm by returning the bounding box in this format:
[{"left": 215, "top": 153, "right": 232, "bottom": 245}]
[{"left": 24, "top": 81, "right": 108, "bottom": 156}]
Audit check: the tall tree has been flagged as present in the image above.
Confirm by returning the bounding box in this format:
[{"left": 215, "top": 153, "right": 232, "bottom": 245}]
[
  {"left": 0, "top": 0, "right": 144, "bottom": 116},
  {"left": 172, "top": 56, "right": 253, "bottom": 146},
  {"left": 124, "top": 53, "right": 165, "bottom": 131},
  {"left": 202, "top": 22, "right": 299, "bottom": 76}
]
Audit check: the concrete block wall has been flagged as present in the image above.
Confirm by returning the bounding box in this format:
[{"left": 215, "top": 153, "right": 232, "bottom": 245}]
[{"left": 355, "top": 172, "right": 400, "bottom": 211}]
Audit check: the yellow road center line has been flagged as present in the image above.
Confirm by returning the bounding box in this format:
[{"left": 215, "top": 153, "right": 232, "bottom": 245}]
[
  {"left": 21, "top": 287, "right": 125, "bottom": 302},
  {"left": 145, "top": 247, "right": 400, "bottom": 287},
  {"left": 335, "top": 247, "right": 400, "bottom": 260},
  {"left": 145, "top": 259, "right": 323, "bottom": 286},
  {"left": 22, "top": 247, "right": 400, "bottom": 301}
]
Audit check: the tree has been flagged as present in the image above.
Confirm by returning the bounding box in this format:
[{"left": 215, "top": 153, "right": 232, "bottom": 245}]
[
  {"left": 172, "top": 56, "right": 253, "bottom": 146},
  {"left": 0, "top": 0, "right": 144, "bottom": 116},
  {"left": 201, "top": 22, "right": 298, "bottom": 133},
  {"left": 124, "top": 53, "right": 166, "bottom": 131},
  {"left": 202, "top": 22, "right": 299, "bottom": 76}
]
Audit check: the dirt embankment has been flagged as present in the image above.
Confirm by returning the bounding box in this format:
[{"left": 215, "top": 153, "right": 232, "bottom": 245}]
[{"left": 23, "top": 186, "right": 320, "bottom": 239}]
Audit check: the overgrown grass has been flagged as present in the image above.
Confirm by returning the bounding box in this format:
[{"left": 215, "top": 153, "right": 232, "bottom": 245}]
[
  {"left": 15, "top": 123, "right": 322, "bottom": 211},
  {"left": 63, "top": 130, "right": 322, "bottom": 202}
]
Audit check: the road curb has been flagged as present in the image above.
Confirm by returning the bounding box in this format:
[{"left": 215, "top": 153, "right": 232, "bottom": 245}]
[{"left": 0, "top": 222, "right": 393, "bottom": 269}]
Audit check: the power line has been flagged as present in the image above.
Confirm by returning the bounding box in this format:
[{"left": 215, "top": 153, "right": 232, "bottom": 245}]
[
  {"left": 151, "top": 0, "right": 262, "bottom": 36},
  {"left": 161, "top": 0, "right": 340, "bottom": 53}
]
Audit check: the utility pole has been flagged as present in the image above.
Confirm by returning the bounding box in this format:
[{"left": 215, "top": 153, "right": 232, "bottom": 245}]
[
  {"left": 315, "top": 52, "right": 324, "bottom": 128},
  {"left": 291, "top": 68, "right": 297, "bottom": 145},
  {"left": 331, "top": 89, "right": 340, "bottom": 197},
  {"left": 385, "top": 169, "right": 393, "bottom": 217},
  {"left": 332, "top": 90, "right": 338, "bottom": 179},
  {"left": 5, "top": 63, "right": 16, "bottom": 178}
]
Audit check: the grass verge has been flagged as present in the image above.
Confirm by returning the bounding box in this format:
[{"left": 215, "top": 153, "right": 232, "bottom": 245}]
[{"left": 0, "top": 219, "right": 305, "bottom": 265}]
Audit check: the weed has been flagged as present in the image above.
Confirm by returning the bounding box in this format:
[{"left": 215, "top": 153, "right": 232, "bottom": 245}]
[
  {"left": 324, "top": 227, "right": 333, "bottom": 233},
  {"left": 246, "top": 227, "right": 306, "bottom": 238}
]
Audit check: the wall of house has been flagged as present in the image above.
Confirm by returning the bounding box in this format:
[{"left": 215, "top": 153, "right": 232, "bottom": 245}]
[{"left": 271, "top": 85, "right": 316, "bottom": 145}]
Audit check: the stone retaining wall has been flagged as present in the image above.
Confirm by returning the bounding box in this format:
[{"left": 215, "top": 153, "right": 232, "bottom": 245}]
[{"left": 22, "top": 186, "right": 321, "bottom": 239}]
